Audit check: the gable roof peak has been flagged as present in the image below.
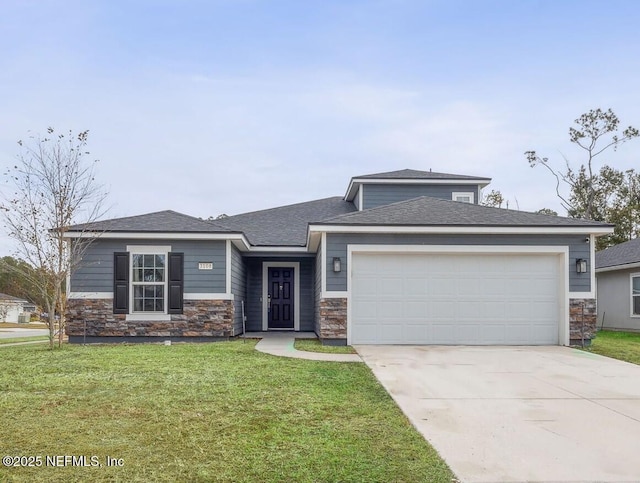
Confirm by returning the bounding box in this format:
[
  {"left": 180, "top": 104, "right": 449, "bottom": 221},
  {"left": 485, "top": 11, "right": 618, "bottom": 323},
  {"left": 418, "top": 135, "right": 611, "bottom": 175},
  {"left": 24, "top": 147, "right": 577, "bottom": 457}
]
[
  {"left": 353, "top": 168, "right": 491, "bottom": 180},
  {"left": 345, "top": 168, "right": 492, "bottom": 200},
  {"left": 65, "top": 209, "right": 234, "bottom": 234}
]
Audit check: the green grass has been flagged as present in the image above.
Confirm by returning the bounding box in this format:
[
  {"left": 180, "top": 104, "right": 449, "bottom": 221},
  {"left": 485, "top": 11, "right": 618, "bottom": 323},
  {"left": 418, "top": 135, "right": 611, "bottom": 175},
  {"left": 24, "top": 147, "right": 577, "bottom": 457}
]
[
  {"left": 586, "top": 330, "right": 640, "bottom": 365},
  {"left": 294, "top": 338, "right": 357, "bottom": 354},
  {"left": 0, "top": 336, "right": 49, "bottom": 345},
  {"left": 0, "top": 342, "right": 453, "bottom": 482}
]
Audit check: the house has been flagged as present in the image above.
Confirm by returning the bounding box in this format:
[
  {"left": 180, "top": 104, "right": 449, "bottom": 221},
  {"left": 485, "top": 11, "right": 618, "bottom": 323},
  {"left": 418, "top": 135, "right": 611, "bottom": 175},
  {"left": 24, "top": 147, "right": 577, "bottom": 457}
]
[
  {"left": 0, "top": 293, "right": 33, "bottom": 323},
  {"left": 64, "top": 169, "right": 613, "bottom": 346},
  {"left": 595, "top": 237, "right": 640, "bottom": 332}
]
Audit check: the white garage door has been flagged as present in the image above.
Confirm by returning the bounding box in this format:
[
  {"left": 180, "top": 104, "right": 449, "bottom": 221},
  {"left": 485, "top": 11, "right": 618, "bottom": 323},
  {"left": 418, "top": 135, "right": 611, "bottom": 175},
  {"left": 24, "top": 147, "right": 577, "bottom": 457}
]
[{"left": 351, "top": 252, "right": 560, "bottom": 345}]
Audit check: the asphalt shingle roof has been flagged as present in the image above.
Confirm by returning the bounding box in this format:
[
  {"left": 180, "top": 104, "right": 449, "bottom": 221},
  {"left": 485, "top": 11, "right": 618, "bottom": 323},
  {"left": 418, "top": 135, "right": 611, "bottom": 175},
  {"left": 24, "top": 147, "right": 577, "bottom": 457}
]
[
  {"left": 66, "top": 210, "right": 233, "bottom": 233},
  {"left": 316, "top": 196, "right": 612, "bottom": 227},
  {"left": 353, "top": 168, "right": 491, "bottom": 181},
  {"left": 596, "top": 238, "right": 640, "bottom": 269},
  {"left": 216, "top": 197, "right": 356, "bottom": 246}
]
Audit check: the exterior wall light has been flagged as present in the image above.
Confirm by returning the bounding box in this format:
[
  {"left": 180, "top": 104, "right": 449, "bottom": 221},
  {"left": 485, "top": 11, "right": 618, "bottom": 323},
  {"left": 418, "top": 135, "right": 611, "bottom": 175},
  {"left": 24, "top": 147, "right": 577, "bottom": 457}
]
[
  {"left": 333, "top": 257, "right": 341, "bottom": 273},
  {"left": 576, "top": 258, "right": 587, "bottom": 274}
]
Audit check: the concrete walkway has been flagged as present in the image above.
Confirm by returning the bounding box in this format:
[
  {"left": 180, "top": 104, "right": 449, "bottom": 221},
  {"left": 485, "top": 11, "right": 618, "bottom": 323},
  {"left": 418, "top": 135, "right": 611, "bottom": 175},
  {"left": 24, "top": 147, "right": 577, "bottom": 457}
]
[
  {"left": 249, "top": 332, "right": 362, "bottom": 362},
  {"left": 0, "top": 327, "right": 49, "bottom": 339}
]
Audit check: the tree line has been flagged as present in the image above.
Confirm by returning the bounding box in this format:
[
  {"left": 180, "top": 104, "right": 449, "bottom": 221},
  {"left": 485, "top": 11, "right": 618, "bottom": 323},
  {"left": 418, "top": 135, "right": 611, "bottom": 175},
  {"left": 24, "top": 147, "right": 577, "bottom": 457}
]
[{"left": 483, "top": 108, "right": 639, "bottom": 250}]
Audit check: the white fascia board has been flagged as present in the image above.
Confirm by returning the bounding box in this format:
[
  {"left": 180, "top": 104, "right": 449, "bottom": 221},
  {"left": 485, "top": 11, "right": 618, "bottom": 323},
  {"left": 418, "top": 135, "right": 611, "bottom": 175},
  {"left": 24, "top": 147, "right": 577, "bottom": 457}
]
[
  {"left": 249, "top": 245, "right": 309, "bottom": 252},
  {"left": 231, "top": 238, "right": 251, "bottom": 252},
  {"left": 596, "top": 261, "right": 640, "bottom": 273},
  {"left": 344, "top": 177, "right": 491, "bottom": 200},
  {"left": 64, "top": 231, "right": 248, "bottom": 241},
  {"left": 307, "top": 232, "right": 321, "bottom": 252},
  {"left": 309, "top": 224, "right": 614, "bottom": 235}
]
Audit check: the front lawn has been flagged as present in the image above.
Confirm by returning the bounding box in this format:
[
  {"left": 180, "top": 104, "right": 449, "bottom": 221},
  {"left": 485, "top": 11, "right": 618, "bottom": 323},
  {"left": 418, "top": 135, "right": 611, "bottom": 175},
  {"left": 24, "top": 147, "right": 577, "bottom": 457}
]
[
  {"left": 0, "top": 335, "right": 49, "bottom": 345},
  {"left": 0, "top": 342, "right": 453, "bottom": 482},
  {"left": 587, "top": 330, "right": 640, "bottom": 365},
  {"left": 294, "top": 338, "right": 357, "bottom": 354}
]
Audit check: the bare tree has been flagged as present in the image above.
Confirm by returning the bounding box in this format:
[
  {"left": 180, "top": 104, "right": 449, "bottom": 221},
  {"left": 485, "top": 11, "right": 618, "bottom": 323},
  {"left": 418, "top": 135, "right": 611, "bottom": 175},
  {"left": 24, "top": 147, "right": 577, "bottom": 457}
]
[
  {"left": 525, "top": 108, "right": 639, "bottom": 219},
  {"left": 1, "top": 128, "right": 107, "bottom": 348},
  {"left": 481, "top": 189, "right": 505, "bottom": 208},
  {"left": 0, "top": 304, "right": 8, "bottom": 323}
]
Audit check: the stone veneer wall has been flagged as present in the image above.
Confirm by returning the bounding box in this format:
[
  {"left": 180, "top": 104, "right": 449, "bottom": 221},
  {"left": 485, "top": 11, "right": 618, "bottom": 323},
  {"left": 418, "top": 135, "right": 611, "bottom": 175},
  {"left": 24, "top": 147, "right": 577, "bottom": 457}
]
[
  {"left": 67, "top": 299, "right": 234, "bottom": 339},
  {"left": 317, "top": 298, "right": 347, "bottom": 341},
  {"left": 569, "top": 298, "right": 596, "bottom": 345}
]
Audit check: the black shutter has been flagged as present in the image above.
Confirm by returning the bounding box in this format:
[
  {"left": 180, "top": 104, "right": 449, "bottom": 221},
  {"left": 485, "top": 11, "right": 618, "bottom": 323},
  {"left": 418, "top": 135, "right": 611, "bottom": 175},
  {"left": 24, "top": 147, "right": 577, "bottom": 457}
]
[
  {"left": 168, "top": 252, "right": 184, "bottom": 314},
  {"left": 113, "top": 252, "right": 129, "bottom": 314}
]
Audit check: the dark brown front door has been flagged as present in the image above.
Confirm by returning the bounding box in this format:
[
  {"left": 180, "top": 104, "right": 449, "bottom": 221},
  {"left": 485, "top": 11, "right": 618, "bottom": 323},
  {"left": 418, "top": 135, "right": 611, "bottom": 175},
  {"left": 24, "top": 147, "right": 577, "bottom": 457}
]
[{"left": 268, "top": 267, "right": 294, "bottom": 329}]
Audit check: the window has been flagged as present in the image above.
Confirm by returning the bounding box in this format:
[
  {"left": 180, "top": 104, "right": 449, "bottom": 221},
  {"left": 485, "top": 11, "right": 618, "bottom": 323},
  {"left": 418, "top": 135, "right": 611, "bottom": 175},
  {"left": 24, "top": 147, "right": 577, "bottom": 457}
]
[
  {"left": 452, "top": 192, "right": 475, "bottom": 203},
  {"left": 113, "top": 247, "right": 184, "bottom": 316},
  {"left": 632, "top": 274, "right": 640, "bottom": 316},
  {"left": 132, "top": 254, "right": 165, "bottom": 312}
]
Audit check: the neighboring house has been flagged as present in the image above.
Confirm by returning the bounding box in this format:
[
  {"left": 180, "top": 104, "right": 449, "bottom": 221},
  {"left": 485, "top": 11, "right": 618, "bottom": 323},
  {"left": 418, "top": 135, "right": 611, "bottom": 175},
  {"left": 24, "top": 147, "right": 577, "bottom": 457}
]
[
  {"left": 0, "top": 293, "right": 32, "bottom": 323},
  {"left": 595, "top": 238, "right": 640, "bottom": 332},
  {"left": 64, "top": 169, "right": 613, "bottom": 346}
]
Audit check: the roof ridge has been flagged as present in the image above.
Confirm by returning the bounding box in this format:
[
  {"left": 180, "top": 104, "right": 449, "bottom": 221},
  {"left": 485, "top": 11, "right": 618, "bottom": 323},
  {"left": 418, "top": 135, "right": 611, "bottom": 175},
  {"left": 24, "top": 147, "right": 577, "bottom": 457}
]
[{"left": 353, "top": 168, "right": 491, "bottom": 180}]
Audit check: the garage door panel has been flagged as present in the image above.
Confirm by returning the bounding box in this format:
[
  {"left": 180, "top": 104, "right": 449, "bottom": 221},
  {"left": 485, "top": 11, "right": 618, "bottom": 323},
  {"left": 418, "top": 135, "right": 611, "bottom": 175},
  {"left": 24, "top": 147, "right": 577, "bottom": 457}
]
[
  {"left": 406, "top": 301, "right": 427, "bottom": 317},
  {"left": 404, "top": 325, "right": 429, "bottom": 343},
  {"left": 351, "top": 252, "right": 560, "bottom": 345},
  {"left": 431, "top": 324, "right": 455, "bottom": 344},
  {"left": 378, "top": 301, "right": 403, "bottom": 317},
  {"left": 352, "top": 300, "right": 377, "bottom": 317},
  {"left": 455, "top": 325, "right": 481, "bottom": 344}
]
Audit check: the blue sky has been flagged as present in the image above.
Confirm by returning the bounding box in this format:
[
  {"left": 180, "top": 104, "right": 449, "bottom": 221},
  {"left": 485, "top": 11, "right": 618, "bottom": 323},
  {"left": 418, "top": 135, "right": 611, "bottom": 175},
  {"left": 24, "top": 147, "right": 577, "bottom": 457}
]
[{"left": 1, "top": 0, "right": 639, "bottom": 251}]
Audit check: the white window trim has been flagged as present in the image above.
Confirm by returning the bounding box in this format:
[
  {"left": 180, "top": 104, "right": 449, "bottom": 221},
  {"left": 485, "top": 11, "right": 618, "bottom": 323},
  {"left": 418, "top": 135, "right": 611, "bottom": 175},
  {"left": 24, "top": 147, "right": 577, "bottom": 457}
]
[
  {"left": 631, "top": 272, "right": 640, "bottom": 318},
  {"left": 452, "top": 191, "right": 475, "bottom": 203},
  {"left": 126, "top": 245, "right": 171, "bottom": 319}
]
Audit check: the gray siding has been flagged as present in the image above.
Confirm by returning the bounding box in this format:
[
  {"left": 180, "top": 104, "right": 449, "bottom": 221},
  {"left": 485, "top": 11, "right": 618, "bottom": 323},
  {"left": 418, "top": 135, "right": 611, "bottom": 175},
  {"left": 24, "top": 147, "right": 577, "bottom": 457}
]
[
  {"left": 597, "top": 269, "right": 640, "bottom": 331},
  {"left": 325, "top": 233, "right": 592, "bottom": 293},
  {"left": 71, "top": 239, "right": 227, "bottom": 293},
  {"left": 362, "top": 183, "right": 481, "bottom": 209},
  {"left": 244, "top": 257, "right": 315, "bottom": 332},
  {"left": 230, "top": 245, "right": 247, "bottom": 335}
]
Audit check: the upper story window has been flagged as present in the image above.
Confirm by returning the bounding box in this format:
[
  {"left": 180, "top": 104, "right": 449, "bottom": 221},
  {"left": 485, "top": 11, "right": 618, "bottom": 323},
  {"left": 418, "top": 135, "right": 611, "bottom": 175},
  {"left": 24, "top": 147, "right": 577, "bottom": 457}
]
[
  {"left": 632, "top": 274, "right": 640, "bottom": 316},
  {"left": 452, "top": 192, "right": 475, "bottom": 204}
]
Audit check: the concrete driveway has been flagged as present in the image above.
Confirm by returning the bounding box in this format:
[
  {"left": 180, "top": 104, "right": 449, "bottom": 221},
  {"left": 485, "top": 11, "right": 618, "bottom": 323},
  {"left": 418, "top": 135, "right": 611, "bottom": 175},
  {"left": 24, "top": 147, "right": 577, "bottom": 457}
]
[{"left": 356, "top": 345, "right": 640, "bottom": 482}]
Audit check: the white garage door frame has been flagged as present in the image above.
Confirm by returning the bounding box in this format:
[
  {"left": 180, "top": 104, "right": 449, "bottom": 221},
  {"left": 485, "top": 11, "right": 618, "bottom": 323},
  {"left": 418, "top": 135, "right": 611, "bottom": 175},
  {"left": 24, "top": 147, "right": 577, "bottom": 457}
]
[{"left": 346, "top": 245, "right": 570, "bottom": 346}]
